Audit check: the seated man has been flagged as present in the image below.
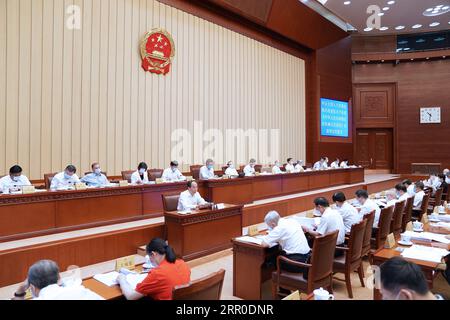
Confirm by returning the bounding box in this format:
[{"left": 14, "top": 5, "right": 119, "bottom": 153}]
[
  {"left": 330, "top": 158, "right": 340, "bottom": 169},
  {"left": 340, "top": 159, "right": 349, "bottom": 168},
  {"left": 355, "top": 189, "right": 381, "bottom": 227},
  {"left": 403, "top": 179, "right": 415, "bottom": 196},
  {"left": 13, "top": 260, "right": 103, "bottom": 300},
  {"left": 438, "top": 173, "right": 448, "bottom": 195},
  {"left": 177, "top": 181, "right": 210, "bottom": 211},
  {"left": 131, "top": 162, "right": 149, "bottom": 185},
  {"left": 302, "top": 197, "right": 346, "bottom": 247},
  {"left": 199, "top": 159, "right": 215, "bottom": 180},
  {"left": 50, "top": 165, "right": 80, "bottom": 190},
  {"left": 379, "top": 257, "right": 443, "bottom": 300},
  {"left": 384, "top": 190, "right": 398, "bottom": 208},
  {"left": 313, "top": 157, "right": 326, "bottom": 170},
  {"left": 412, "top": 181, "right": 425, "bottom": 211},
  {"left": 426, "top": 174, "right": 441, "bottom": 192},
  {"left": 272, "top": 160, "right": 283, "bottom": 174},
  {"left": 332, "top": 192, "right": 361, "bottom": 234},
  {"left": 243, "top": 158, "right": 257, "bottom": 176},
  {"left": 162, "top": 161, "right": 185, "bottom": 182},
  {"left": 322, "top": 157, "right": 329, "bottom": 169},
  {"left": 395, "top": 183, "right": 410, "bottom": 203},
  {"left": 81, "top": 162, "right": 109, "bottom": 187},
  {"left": 224, "top": 161, "right": 239, "bottom": 177},
  {"left": 0, "top": 165, "right": 31, "bottom": 193},
  {"left": 294, "top": 160, "right": 305, "bottom": 172},
  {"left": 261, "top": 211, "right": 311, "bottom": 274},
  {"left": 117, "top": 238, "right": 191, "bottom": 300},
  {"left": 285, "top": 158, "right": 295, "bottom": 173}
]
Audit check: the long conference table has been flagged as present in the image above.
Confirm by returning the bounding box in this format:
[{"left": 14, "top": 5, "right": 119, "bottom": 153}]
[{"left": 0, "top": 167, "right": 364, "bottom": 241}]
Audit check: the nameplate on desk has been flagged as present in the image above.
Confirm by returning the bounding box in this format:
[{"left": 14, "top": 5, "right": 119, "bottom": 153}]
[
  {"left": 119, "top": 180, "right": 128, "bottom": 187},
  {"left": 155, "top": 178, "right": 163, "bottom": 184},
  {"left": 22, "top": 186, "right": 36, "bottom": 194},
  {"left": 222, "top": 175, "right": 230, "bottom": 179},
  {"left": 75, "top": 183, "right": 87, "bottom": 190},
  {"left": 406, "top": 222, "right": 413, "bottom": 231},
  {"left": 385, "top": 233, "right": 396, "bottom": 249},
  {"left": 248, "top": 225, "right": 259, "bottom": 236},
  {"left": 115, "top": 255, "right": 135, "bottom": 271},
  {"left": 306, "top": 210, "right": 314, "bottom": 218},
  {"left": 215, "top": 203, "right": 225, "bottom": 210},
  {"left": 283, "top": 290, "right": 300, "bottom": 300},
  {"left": 185, "top": 176, "right": 193, "bottom": 181},
  {"left": 421, "top": 214, "right": 429, "bottom": 224},
  {"left": 255, "top": 172, "right": 261, "bottom": 176}
]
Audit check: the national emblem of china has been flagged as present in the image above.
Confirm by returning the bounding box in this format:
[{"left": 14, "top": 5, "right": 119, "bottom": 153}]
[{"left": 140, "top": 28, "right": 175, "bottom": 75}]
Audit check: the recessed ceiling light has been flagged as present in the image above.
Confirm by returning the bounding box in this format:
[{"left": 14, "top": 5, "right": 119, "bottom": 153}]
[
  {"left": 387, "top": 1, "right": 395, "bottom": 5},
  {"left": 381, "top": 60, "right": 385, "bottom": 62},
  {"left": 380, "top": 26, "right": 389, "bottom": 31},
  {"left": 378, "top": 12, "right": 385, "bottom": 16},
  {"left": 367, "top": 60, "right": 371, "bottom": 63},
  {"left": 364, "top": 27, "right": 373, "bottom": 32},
  {"left": 426, "top": 57, "right": 430, "bottom": 60},
  {"left": 344, "top": 1, "right": 351, "bottom": 5},
  {"left": 395, "top": 26, "right": 405, "bottom": 30},
  {"left": 412, "top": 24, "right": 422, "bottom": 29},
  {"left": 403, "top": 47, "right": 411, "bottom": 51},
  {"left": 410, "top": 59, "right": 414, "bottom": 61},
  {"left": 423, "top": 5, "right": 450, "bottom": 16},
  {"left": 429, "top": 22, "right": 440, "bottom": 27},
  {"left": 383, "top": 7, "right": 390, "bottom": 11}
]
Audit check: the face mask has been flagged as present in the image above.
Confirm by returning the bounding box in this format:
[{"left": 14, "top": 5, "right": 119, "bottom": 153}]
[
  {"left": 94, "top": 168, "right": 101, "bottom": 175},
  {"left": 139, "top": 169, "right": 146, "bottom": 175},
  {"left": 207, "top": 165, "right": 213, "bottom": 170},
  {"left": 274, "top": 163, "right": 279, "bottom": 167},
  {"left": 64, "top": 173, "right": 71, "bottom": 179},
  {"left": 171, "top": 167, "right": 177, "bottom": 172},
  {"left": 228, "top": 164, "right": 234, "bottom": 169},
  {"left": 12, "top": 176, "right": 20, "bottom": 182}
]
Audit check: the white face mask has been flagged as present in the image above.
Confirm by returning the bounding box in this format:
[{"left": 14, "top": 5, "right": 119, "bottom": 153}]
[
  {"left": 12, "top": 175, "right": 21, "bottom": 182},
  {"left": 171, "top": 167, "right": 177, "bottom": 172},
  {"left": 94, "top": 168, "right": 101, "bottom": 175},
  {"left": 228, "top": 164, "right": 234, "bottom": 169},
  {"left": 139, "top": 169, "right": 146, "bottom": 175}
]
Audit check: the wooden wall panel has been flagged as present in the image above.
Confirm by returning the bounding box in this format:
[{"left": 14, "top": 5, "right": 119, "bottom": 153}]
[
  {"left": 0, "top": 0, "right": 306, "bottom": 179},
  {"left": 354, "top": 83, "right": 395, "bottom": 128}
]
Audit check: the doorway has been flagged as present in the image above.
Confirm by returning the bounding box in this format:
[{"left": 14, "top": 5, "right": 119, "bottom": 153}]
[{"left": 355, "top": 129, "right": 393, "bottom": 170}]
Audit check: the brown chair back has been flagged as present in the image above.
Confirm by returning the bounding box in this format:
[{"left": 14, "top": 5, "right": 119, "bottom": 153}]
[
  {"left": 432, "top": 188, "right": 444, "bottom": 207},
  {"left": 375, "top": 206, "right": 394, "bottom": 249},
  {"left": 391, "top": 200, "right": 405, "bottom": 235},
  {"left": 418, "top": 193, "right": 431, "bottom": 220},
  {"left": 221, "top": 166, "right": 228, "bottom": 174},
  {"left": 402, "top": 196, "right": 414, "bottom": 232},
  {"left": 308, "top": 230, "right": 339, "bottom": 290},
  {"left": 162, "top": 194, "right": 180, "bottom": 212},
  {"left": 172, "top": 269, "right": 225, "bottom": 300},
  {"left": 44, "top": 173, "right": 57, "bottom": 189},
  {"left": 361, "top": 210, "right": 375, "bottom": 257},
  {"left": 121, "top": 170, "right": 134, "bottom": 183},
  {"left": 148, "top": 169, "right": 163, "bottom": 181},
  {"left": 346, "top": 219, "right": 367, "bottom": 264},
  {"left": 254, "top": 164, "right": 262, "bottom": 173},
  {"left": 190, "top": 165, "right": 202, "bottom": 179}
]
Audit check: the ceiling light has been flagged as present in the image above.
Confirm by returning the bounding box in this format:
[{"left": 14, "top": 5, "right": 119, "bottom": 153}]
[
  {"left": 412, "top": 24, "right": 422, "bottom": 29},
  {"left": 403, "top": 47, "right": 410, "bottom": 51},
  {"left": 364, "top": 27, "right": 373, "bottom": 32},
  {"left": 416, "top": 39, "right": 425, "bottom": 43},
  {"left": 378, "top": 12, "right": 385, "bottom": 16},
  {"left": 381, "top": 60, "right": 385, "bottom": 62},
  {"left": 423, "top": 5, "right": 450, "bottom": 16},
  {"left": 395, "top": 26, "right": 405, "bottom": 30},
  {"left": 380, "top": 26, "right": 389, "bottom": 31},
  {"left": 410, "top": 59, "right": 414, "bottom": 61},
  {"left": 429, "top": 22, "right": 440, "bottom": 27},
  {"left": 383, "top": 7, "right": 390, "bottom": 11},
  {"left": 426, "top": 57, "right": 430, "bottom": 60},
  {"left": 387, "top": 1, "right": 395, "bottom": 5},
  {"left": 367, "top": 60, "right": 370, "bottom": 63},
  {"left": 344, "top": 1, "right": 351, "bottom": 5}
]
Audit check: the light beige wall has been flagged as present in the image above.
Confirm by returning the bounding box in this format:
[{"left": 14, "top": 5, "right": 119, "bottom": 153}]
[{"left": 0, "top": 0, "right": 306, "bottom": 180}]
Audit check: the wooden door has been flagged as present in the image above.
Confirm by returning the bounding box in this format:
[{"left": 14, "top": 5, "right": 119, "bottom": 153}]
[{"left": 355, "top": 129, "right": 393, "bottom": 170}]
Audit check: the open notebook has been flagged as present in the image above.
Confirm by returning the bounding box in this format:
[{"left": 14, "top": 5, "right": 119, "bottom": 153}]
[{"left": 401, "top": 245, "right": 449, "bottom": 263}]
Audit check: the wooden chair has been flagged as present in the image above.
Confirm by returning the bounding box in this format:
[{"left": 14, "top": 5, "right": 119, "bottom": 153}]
[
  {"left": 162, "top": 194, "right": 180, "bottom": 212},
  {"left": 390, "top": 200, "right": 405, "bottom": 236},
  {"left": 190, "top": 165, "right": 202, "bottom": 180},
  {"left": 428, "top": 188, "right": 443, "bottom": 213},
  {"left": 401, "top": 196, "right": 414, "bottom": 232},
  {"left": 371, "top": 206, "right": 394, "bottom": 251},
  {"left": 254, "top": 164, "right": 262, "bottom": 173},
  {"left": 148, "top": 169, "right": 163, "bottom": 181},
  {"left": 332, "top": 219, "right": 367, "bottom": 298},
  {"left": 221, "top": 166, "right": 228, "bottom": 174},
  {"left": 44, "top": 173, "right": 57, "bottom": 189},
  {"left": 121, "top": 170, "right": 134, "bottom": 183},
  {"left": 271, "top": 230, "right": 338, "bottom": 298},
  {"left": 360, "top": 211, "right": 375, "bottom": 259},
  {"left": 172, "top": 269, "right": 225, "bottom": 300},
  {"left": 412, "top": 193, "right": 430, "bottom": 221}
]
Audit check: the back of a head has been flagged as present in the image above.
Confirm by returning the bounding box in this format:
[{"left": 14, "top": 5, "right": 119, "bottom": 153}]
[
  {"left": 415, "top": 181, "right": 424, "bottom": 190},
  {"left": 332, "top": 192, "right": 346, "bottom": 203},
  {"left": 385, "top": 189, "right": 396, "bottom": 199},
  {"left": 249, "top": 158, "right": 256, "bottom": 164},
  {"left": 287, "top": 158, "right": 292, "bottom": 163},
  {"left": 28, "top": 260, "right": 60, "bottom": 290},
  {"left": 395, "top": 183, "right": 407, "bottom": 193},
  {"left": 314, "top": 197, "right": 329, "bottom": 207},
  {"left": 355, "top": 189, "right": 368, "bottom": 199},
  {"left": 380, "top": 257, "right": 429, "bottom": 297},
  {"left": 264, "top": 210, "right": 280, "bottom": 225},
  {"left": 402, "top": 179, "right": 412, "bottom": 186},
  {"left": 146, "top": 238, "right": 177, "bottom": 263}
]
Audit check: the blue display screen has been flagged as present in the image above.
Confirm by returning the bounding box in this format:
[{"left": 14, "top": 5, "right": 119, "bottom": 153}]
[{"left": 320, "top": 98, "right": 349, "bottom": 138}]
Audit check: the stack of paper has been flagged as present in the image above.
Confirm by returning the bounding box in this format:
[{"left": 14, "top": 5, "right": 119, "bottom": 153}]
[
  {"left": 401, "top": 245, "right": 449, "bottom": 263},
  {"left": 125, "top": 273, "right": 147, "bottom": 290},
  {"left": 436, "top": 215, "right": 450, "bottom": 223},
  {"left": 93, "top": 271, "right": 119, "bottom": 287},
  {"left": 235, "top": 236, "right": 263, "bottom": 245},
  {"left": 402, "top": 231, "right": 450, "bottom": 244}
]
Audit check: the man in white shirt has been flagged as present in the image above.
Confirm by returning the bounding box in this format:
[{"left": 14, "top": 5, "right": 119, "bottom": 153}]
[
  {"left": 177, "top": 181, "right": 210, "bottom": 211},
  {"left": 294, "top": 160, "right": 305, "bottom": 172},
  {"left": 313, "top": 157, "right": 326, "bottom": 170},
  {"left": 261, "top": 211, "right": 311, "bottom": 274},
  {"left": 0, "top": 165, "right": 32, "bottom": 193},
  {"left": 285, "top": 158, "right": 295, "bottom": 173},
  {"left": 332, "top": 192, "right": 361, "bottom": 233},
  {"left": 403, "top": 179, "right": 416, "bottom": 196},
  {"left": 243, "top": 158, "right": 257, "bottom": 176},
  {"left": 412, "top": 181, "right": 425, "bottom": 211},
  {"left": 444, "top": 169, "right": 450, "bottom": 184},
  {"left": 355, "top": 189, "right": 381, "bottom": 227},
  {"left": 224, "top": 161, "right": 239, "bottom": 177},
  {"left": 302, "top": 197, "right": 346, "bottom": 246},
  {"left": 50, "top": 165, "right": 80, "bottom": 190},
  {"left": 395, "top": 183, "right": 409, "bottom": 203},
  {"left": 131, "top": 162, "right": 149, "bottom": 184},
  {"left": 272, "top": 160, "right": 283, "bottom": 174},
  {"left": 330, "top": 158, "right": 340, "bottom": 169},
  {"left": 162, "top": 161, "right": 185, "bottom": 182},
  {"left": 199, "top": 159, "right": 216, "bottom": 180},
  {"left": 81, "top": 162, "right": 109, "bottom": 187},
  {"left": 323, "top": 157, "right": 329, "bottom": 169},
  {"left": 384, "top": 190, "right": 398, "bottom": 208},
  {"left": 340, "top": 159, "right": 349, "bottom": 168},
  {"left": 13, "top": 260, "right": 103, "bottom": 300}
]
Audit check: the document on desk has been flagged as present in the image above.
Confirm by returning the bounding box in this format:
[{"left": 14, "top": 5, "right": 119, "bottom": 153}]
[
  {"left": 93, "top": 271, "right": 119, "bottom": 286},
  {"left": 401, "top": 245, "right": 449, "bottom": 263},
  {"left": 436, "top": 215, "right": 450, "bottom": 223},
  {"left": 235, "top": 236, "right": 263, "bottom": 245},
  {"left": 402, "top": 231, "right": 450, "bottom": 244},
  {"left": 125, "top": 273, "right": 147, "bottom": 290}
]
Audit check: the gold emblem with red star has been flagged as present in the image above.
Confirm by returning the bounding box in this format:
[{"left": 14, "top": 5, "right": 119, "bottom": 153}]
[{"left": 140, "top": 28, "right": 175, "bottom": 75}]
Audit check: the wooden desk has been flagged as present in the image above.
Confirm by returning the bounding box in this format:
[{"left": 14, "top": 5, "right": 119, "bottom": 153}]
[
  {"left": 231, "top": 239, "right": 280, "bottom": 300},
  {"left": 164, "top": 204, "right": 243, "bottom": 261}
]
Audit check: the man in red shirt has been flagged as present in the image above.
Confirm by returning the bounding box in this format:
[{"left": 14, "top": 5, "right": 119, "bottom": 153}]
[{"left": 117, "top": 238, "right": 191, "bottom": 300}]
